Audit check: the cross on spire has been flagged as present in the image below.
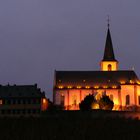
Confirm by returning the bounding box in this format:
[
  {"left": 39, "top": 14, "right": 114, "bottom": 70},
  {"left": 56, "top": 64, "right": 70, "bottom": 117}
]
[{"left": 107, "top": 15, "right": 110, "bottom": 28}]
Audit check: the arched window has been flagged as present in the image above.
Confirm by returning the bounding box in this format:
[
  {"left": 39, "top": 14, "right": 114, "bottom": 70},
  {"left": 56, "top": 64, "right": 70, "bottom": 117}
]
[
  {"left": 72, "top": 95, "right": 77, "bottom": 106},
  {"left": 126, "top": 95, "right": 130, "bottom": 105},
  {"left": 108, "top": 64, "right": 112, "bottom": 71},
  {"left": 109, "top": 94, "right": 113, "bottom": 101},
  {"left": 73, "top": 99, "right": 77, "bottom": 106},
  {"left": 60, "top": 95, "right": 65, "bottom": 106},
  {"left": 138, "top": 96, "right": 140, "bottom": 105}
]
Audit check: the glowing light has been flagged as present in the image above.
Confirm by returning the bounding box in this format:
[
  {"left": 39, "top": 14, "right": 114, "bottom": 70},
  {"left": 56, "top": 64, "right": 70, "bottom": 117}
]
[
  {"left": 94, "top": 86, "right": 99, "bottom": 89},
  {"left": 113, "top": 98, "right": 119, "bottom": 105},
  {"left": 58, "top": 86, "right": 64, "bottom": 89},
  {"left": 67, "top": 86, "right": 72, "bottom": 89},
  {"left": 77, "top": 86, "right": 81, "bottom": 89},
  {"left": 43, "top": 98, "right": 47, "bottom": 104},
  {"left": 112, "top": 86, "right": 117, "bottom": 89},
  {"left": 101, "top": 61, "right": 118, "bottom": 71},
  {"left": 130, "top": 80, "right": 134, "bottom": 84},
  {"left": 58, "top": 80, "right": 61, "bottom": 82},
  {"left": 0, "top": 100, "right": 2, "bottom": 105},
  {"left": 91, "top": 102, "right": 99, "bottom": 109},
  {"left": 103, "top": 86, "right": 108, "bottom": 89},
  {"left": 85, "top": 86, "right": 90, "bottom": 89},
  {"left": 41, "top": 98, "right": 48, "bottom": 111},
  {"left": 120, "top": 81, "right": 125, "bottom": 84},
  {"left": 83, "top": 80, "right": 86, "bottom": 82}
]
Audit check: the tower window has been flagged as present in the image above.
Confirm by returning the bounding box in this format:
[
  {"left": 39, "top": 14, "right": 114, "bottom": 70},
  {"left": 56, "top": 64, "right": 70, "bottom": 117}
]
[
  {"left": 108, "top": 64, "right": 112, "bottom": 71},
  {"left": 126, "top": 95, "right": 130, "bottom": 105}
]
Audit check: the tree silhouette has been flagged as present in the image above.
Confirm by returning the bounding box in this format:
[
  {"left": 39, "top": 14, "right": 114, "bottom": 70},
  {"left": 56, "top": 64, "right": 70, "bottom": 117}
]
[
  {"left": 79, "top": 94, "right": 96, "bottom": 110},
  {"left": 47, "top": 99, "right": 64, "bottom": 111},
  {"left": 99, "top": 95, "right": 114, "bottom": 110}
]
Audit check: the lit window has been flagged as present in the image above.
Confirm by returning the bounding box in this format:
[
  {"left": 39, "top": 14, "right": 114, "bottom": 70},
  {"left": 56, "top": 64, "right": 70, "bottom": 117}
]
[
  {"left": 0, "top": 99, "right": 2, "bottom": 105},
  {"left": 138, "top": 96, "right": 140, "bottom": 105},
  {"left": 41, "top": 98, "right": 48, "bottom": 111},
  {"left": 43, "top": 98, "right": 46, "bottom": 104},
  {"left": 72, "top": 96, "right": 77, "bottom": 106},
  {"left": 126, "top": 95, "right": 130, "bottom": 105},
  {"left": 109, "top": 95, "right": 113, "bottom": 101},
  {"left": 73, "top": 100, "right": 77, "bottom": 106},
  {"left": 60, "top": 95, "right": 65, "bottom": 106},
  {"left": 108, "top": 64, "right": 112, "bottom": 71}
]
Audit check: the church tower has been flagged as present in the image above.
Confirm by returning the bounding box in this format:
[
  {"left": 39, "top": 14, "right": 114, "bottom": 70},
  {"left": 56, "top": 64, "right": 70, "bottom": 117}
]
[{"left": 100, "top": 25, "right": 118, "bottom": 71}]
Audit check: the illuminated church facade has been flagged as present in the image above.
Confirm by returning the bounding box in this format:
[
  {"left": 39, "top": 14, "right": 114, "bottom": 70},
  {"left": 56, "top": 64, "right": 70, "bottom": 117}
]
[{"left": 53, "top": 26, "right": 140, "bottom": 111}]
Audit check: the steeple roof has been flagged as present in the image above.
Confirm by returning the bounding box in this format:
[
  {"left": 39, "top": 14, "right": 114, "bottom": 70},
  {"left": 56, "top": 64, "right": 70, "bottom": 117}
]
[{"left": 103, "top": 27, "right": 117, "bottom": 61}]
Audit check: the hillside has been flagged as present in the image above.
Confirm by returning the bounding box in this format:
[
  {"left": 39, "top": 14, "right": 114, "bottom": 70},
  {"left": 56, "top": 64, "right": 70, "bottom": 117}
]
[{"left": 0, "top": 110, "right": 140, "bottom": 140}]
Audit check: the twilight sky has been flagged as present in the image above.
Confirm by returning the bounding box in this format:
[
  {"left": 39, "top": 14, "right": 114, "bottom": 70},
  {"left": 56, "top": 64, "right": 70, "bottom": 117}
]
[{"left": 0, "top": 0, "right": 140, "bottom": 99}]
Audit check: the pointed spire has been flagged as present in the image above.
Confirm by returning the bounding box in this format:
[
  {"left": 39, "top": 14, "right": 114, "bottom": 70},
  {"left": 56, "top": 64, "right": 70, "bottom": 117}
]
[{"left": 102, "top": 24, "right": 116, "bottom": 61}]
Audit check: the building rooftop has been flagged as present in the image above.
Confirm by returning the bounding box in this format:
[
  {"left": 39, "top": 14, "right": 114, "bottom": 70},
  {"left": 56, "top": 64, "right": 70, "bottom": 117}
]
[
  {"left": 0, "top": 84, "right": 45, "bottom": 98},
  {"left": 55, "top": 70, "right": 139, "bottom": 89}
]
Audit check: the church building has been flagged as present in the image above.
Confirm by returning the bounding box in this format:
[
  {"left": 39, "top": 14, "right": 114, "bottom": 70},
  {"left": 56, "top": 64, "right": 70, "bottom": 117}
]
[{"left": 53, "top": 25, "right": 140, "bottom": 111}]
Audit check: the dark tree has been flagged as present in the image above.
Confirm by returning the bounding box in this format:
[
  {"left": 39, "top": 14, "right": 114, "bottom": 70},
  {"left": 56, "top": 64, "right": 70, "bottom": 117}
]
[
  {"left": 79, "top": 94, "right": 96, "bottom": 110},
  {"left": 47, "top": 99, "right": 64, "bottom": 111},
  {"left": 98, "top": 95, "right": 114, "bottom": 110}
]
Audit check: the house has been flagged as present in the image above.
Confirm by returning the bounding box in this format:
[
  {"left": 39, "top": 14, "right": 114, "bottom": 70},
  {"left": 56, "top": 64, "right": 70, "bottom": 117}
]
[{"left": 0, "top": 84, "right": 48, "bottom": 116}]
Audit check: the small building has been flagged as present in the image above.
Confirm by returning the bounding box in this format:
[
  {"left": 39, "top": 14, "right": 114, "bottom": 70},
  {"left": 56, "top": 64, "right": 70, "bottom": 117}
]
[
  {"left": 0, "top": 84, "right": 47, "bottom": 117},
  {"left": 53, "top": 25, "right": 140, "bottom": 111}
]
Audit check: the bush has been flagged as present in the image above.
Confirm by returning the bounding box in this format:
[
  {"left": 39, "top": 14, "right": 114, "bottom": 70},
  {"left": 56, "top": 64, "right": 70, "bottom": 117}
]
[
  {"left": 47, "top": 100, "right": 64, "bottom": 111},
  {"left": 99, "top": 95, "right": 114, "bottom": 110},
  {"left": 79, "top": 94, "right": 96, "bottom": 110}
]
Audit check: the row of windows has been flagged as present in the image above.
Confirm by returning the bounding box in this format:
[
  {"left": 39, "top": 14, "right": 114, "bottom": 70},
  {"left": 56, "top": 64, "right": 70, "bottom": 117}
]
[
  {"left": 0, "top": 109, "right": 41, "bottom": 115},
  {"left": 60, "top": 95, "right": 140, "bottom": 106},
  {"left": 0, "top": 99, "right": 41, "bottom": 105},
  {"left": 125, "top": 95, "right": 140, "bottom": 106},
  {"left": 109, "top": 95, "right": 140, "bottom": 106},
  {"left": 109, "top": 94, "right": 140, "bottom": 106}
]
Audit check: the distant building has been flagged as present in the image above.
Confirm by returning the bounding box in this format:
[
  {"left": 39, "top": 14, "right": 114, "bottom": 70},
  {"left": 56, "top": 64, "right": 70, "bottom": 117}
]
[
  {"left": 53, "top": 25, "right": 140, "bottom": 111},
  {"left": 0, "top": 84, "right": 48, "bottom": 116}
]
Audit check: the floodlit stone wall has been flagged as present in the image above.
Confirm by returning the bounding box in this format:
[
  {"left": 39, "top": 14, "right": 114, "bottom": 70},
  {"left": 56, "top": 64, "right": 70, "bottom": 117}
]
[{"left": 54, "top": 85, "right": 140, "bottom": 111}]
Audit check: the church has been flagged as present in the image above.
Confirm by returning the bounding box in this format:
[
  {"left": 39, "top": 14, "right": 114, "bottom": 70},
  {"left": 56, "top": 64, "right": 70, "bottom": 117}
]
[{"left": 53, "top": 25, "right": 140, "bottom": 111}]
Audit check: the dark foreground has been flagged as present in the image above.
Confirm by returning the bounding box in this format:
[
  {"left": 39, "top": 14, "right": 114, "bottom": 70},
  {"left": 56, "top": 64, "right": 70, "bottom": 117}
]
[{"left": 0, "top": 111, "right": 140, "bottom": 140}]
